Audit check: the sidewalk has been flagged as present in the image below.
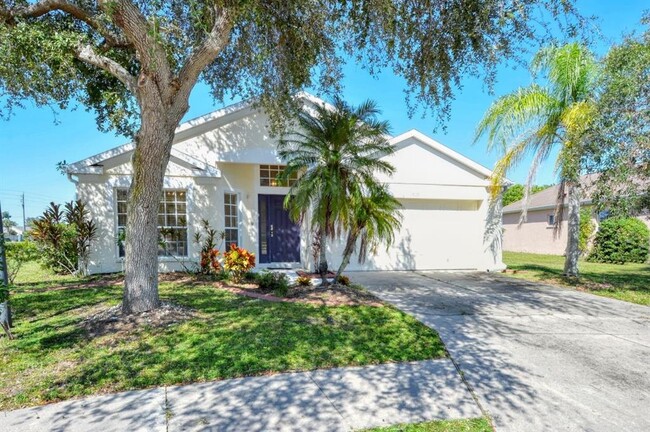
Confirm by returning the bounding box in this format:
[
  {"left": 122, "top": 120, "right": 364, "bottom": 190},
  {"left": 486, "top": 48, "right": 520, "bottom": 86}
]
[{"left": 3, "top": 359, "right": 481, "bottom": 431}]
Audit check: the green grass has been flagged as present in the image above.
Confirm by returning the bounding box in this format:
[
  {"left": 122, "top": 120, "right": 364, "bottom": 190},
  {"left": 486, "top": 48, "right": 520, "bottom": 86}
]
[
  {"left": 503, "top": 251, "right": 650, "bottom": 305},
  {"left": 12, "top": 260, "right": 77, "bottom": 286},
  {"left": 0, "top": 266, "right": 445, "bottom": 411},
  {"left": 361, "top": 418, "right": 492, "bottom": 432},
  {"left": 11, "top": 261, "right": 122, "bottom": 289}
]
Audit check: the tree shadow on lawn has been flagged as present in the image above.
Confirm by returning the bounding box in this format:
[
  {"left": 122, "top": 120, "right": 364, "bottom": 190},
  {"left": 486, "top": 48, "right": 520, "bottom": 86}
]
[
  {"left": 12, "top": 284, "right": 121, "bottom": 321},
  {"left": 509, "top": 262, "right": 650, "bottom": 295},
  {"left": 13, "top": 273, "right": 124, "bottom": 293},
  {"left": 4, "top": 284, "right": 446, "bottom": 411}
]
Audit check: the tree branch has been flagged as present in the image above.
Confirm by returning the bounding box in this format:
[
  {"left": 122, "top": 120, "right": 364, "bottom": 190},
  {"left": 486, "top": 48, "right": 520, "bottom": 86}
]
[
  {"left": 100, "top": 0, "right": 172, "bottom": 93},
  {"left": 75, "top": 44, "right": 137, "bottom": 94},
  {"left": 1, "top": 0, "right": 130, "bottom": 48},
  {"left": 176, "top": 7, "right": 231, "bottom": 100}
]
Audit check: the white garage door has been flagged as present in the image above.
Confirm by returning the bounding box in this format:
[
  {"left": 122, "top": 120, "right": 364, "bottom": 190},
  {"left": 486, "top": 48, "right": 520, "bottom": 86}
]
[{"left": 343, "top": 199, "right": 483, "bottom": 271}]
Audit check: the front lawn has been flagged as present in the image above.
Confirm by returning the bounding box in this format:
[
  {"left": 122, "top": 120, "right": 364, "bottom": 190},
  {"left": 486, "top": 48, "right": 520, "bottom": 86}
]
[
  {"left": 503, "top": 251, "right": 650, "bottom": 305},
  {"left": 362, "top": 418, "right": 492, "bottom": 432},
  {"left": 0, "top": 266, "right": 445, "bottom": 411}
]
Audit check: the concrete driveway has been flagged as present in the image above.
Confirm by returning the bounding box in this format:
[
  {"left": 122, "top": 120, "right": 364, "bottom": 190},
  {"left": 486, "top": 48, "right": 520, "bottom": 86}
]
[{"left": 354, "top": 271, "right": 650, "bottom": 432}]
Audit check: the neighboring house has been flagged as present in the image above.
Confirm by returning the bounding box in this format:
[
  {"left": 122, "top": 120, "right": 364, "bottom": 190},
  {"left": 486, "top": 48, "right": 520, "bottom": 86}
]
[
  {"left": 66, "top": 93, "right": 505, "bottom": 274},
  {"left": 502, "top": 173, "right": 650, "bottom": 255},
  {"left": 2, "top": 226, "right": 23, "bottom": 242}
]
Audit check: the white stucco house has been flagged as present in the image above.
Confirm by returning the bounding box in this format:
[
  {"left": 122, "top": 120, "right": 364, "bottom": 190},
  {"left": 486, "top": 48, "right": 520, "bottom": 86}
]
[
  {"left": 2, "top": 226, "right": 23, "bottom": 242},
  {"left": 65, "top": 93, "right": 505, "bottom": 274}
]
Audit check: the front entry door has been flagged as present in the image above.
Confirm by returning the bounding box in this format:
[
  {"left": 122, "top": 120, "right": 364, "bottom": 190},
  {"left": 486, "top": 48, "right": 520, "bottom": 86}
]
[{"left": 258, "top": 194, "right": 301, "bottom": 263}]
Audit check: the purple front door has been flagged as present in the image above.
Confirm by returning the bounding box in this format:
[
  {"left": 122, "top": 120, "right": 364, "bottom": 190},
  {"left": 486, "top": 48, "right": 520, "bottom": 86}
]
[{"left": 258, "top": 194, "right": 301, "bottom": 263}]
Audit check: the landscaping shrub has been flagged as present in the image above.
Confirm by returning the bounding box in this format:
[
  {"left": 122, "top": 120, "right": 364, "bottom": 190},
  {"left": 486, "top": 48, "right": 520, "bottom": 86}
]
[
  {"left": 5, "top": 241, "right": 39, "bottom": 284},
  {"left": 579, "top": 208, "right": 596, "bottom": 254},
  {"left": 223, "top": 244, "right": 256, "bottom": 283},
  {"left": 256, "top": 271, "right": 289, "bottom": 296},
  {"left": 588, "top": 217, "right": 650, "bottom": 264},
  {"left": 336, "top": 275, "right": 351, "bottom": 286},
  {"left": 193, "top": 219, "right": 224, "bottom": 275},
  {"left": 296, "top": 275, "right": 312, "bottom": 286},
  {"left": 200, "top": 249, "right": 222, "bottom": 274},
  {"left": 30, "top": 201, "right": 97, "bottom": 275}
]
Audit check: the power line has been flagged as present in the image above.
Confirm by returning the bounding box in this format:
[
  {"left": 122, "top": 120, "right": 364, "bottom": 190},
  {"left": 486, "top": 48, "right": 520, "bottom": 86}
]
[
  {"left": 0, "top": 189, "right": 57, "bottom": 200},
  {"left": 0, "top": 195, "right": 53, "bottom": 205}
]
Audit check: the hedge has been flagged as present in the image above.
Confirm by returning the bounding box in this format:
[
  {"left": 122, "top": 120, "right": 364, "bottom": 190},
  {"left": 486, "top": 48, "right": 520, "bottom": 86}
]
[{"left": 588, "top": 217, "right": 650, "bottom": 264}]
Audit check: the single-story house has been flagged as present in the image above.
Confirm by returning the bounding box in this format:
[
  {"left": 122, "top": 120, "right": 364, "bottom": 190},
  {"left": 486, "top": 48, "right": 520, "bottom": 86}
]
[
  {"left": 2, "top": 226, "right": 23, "bottom": 242},
  {"left": 65, "top": 93, "right": 505, "bottom": 274},
  {"left": 502, "top": 173, "right": 650, "bottom": 255}
]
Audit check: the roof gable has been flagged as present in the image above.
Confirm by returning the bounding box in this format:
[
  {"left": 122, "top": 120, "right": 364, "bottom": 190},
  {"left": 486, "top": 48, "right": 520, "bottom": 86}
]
[
  {"left": 66, "top": 95, "right": 495, "bottom": 185},
  {"left": 67, "top": 146, "right": 221, "bottom": 178},
  {"left": 65, "top": 93, "right": 319, "bottom": 174},
  {"left": 377, "top": 130, "right": 493, "bottom": 187}
]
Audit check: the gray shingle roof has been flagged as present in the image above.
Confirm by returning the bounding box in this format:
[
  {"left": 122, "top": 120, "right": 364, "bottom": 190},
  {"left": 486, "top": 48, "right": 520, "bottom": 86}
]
[{"left": 502, "top": 173, "right": 599, "bottom": 214}]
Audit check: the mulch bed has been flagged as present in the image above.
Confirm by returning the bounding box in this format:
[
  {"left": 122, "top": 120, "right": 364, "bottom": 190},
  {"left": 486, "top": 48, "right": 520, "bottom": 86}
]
[
  {"left": 217, "top": 283, "right": 384, "bottom": 307},
  {"left": 82, "top": 302, "right": 202, "bottom": 338},
  {"left": 285, "top": 284, "right": 384, "bottom": 307},
  {"left": 160, "top": 272, "right": 384, "bottom": 306}
]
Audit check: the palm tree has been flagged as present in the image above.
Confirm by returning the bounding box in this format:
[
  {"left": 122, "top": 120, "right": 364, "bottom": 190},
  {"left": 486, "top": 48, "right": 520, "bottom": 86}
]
[
  {"left": 279, "top": 96, "right": 395, "bottom": 286},
  {"left": 334, "top": 184, "right": 402, "bottom": 281},
  {"left": 475, "top": 43, "right": 598, "bottom": 277}
]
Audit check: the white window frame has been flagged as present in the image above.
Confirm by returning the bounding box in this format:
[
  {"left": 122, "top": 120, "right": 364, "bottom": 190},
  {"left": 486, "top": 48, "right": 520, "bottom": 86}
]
[
  {"left": 224, "top": 191, "right": 241, "bottom": 249},
  {"left": 115, "top": 188, "right": 189, "bottom": 258},
  {"left": 259, "top": 164, "right": 298, "bottom": 187},
  {"left": 548, "top": 214, "right": 556, "bottom": 226}
]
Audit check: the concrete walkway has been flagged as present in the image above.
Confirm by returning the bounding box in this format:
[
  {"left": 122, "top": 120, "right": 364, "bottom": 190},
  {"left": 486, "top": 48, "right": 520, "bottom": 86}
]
[
  {"left": 3, "top": 359, "right": 481, "bottom": 431},
  {"left": 354, "top": 271, "right": 650, "bottom": 432}
]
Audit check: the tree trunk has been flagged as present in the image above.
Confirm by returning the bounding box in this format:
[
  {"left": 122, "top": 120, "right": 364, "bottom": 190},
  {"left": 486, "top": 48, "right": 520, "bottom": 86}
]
[
  {"left": 122, "top": 88, "right": 189, "bottom": 314},
  {"left": 318, "top": 227, "right": 329, "bottom": 287},
  {"left": 334, "top": 231, "right": 357, "bottom": 283},
  {"left": 564, "top": 182, "right": 581, "bottom": 278},
  {"left": 0, "top": 202, "right": 13, "bottom": 338}
]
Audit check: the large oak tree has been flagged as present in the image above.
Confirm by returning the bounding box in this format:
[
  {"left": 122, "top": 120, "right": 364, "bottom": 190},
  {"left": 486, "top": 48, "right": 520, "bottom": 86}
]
[{"left": 1, "top": 0, "right": 582, "bottom": 313}]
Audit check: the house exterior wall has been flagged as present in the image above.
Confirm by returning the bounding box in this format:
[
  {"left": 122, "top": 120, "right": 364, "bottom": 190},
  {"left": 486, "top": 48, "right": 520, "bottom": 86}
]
[
  {"left": 76, "top": 168, "right": 219, "bottom": 274},
  {"left": 330, "top": 198, "right": 486, "bottom": 271},
  {"left": 330, "top": 140, "right": 503, "bottom": 271},
  {"left": 72, "top": 103, "right": 505, "bottom": 274},
  {"left": 504, "top": 206, "right": 650, "bottom": 256},
  {"left": 503, "top": 209, "right": 569, "bottom": 255}
]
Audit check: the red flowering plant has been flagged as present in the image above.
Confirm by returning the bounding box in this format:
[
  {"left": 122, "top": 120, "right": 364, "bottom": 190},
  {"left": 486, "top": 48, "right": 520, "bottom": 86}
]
[
  {"left": 200, "top": 249, "right": 221, "bottom": 274},
  {"left": 193, "top": 219, "right": 225, "bottom": 275},
  {"left": 223, "top": 244, "right": 256, "bottom": 283}
]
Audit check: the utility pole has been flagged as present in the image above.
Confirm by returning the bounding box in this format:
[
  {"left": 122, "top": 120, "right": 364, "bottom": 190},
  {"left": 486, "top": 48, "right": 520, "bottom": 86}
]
[
  {"left": 0, "top": 200, "right": 14, "bottom": 339},
  {"left": 21, "top": 193, "right": 26, "bottom": 238}
]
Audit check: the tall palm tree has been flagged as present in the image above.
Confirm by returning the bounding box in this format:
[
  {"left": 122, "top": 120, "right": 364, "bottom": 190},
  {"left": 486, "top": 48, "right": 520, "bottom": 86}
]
[
  {"left": 475, "top": 43, "right": 598, "bottom": 277},
  {"left": 279, "top": 96, "right": 395, "bottom": 286},
  {"left": 334, "top": 184, "right": 402, "bottom": 281}
]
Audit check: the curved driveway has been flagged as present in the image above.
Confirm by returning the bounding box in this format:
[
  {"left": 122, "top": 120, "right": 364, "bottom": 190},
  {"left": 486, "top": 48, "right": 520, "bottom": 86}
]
[{"left": 354, "top": 271, "right": 650, "bottom": 432}]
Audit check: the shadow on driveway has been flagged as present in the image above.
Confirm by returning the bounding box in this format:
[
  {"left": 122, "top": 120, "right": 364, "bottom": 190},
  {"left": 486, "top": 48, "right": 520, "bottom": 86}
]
[{"left": 355, "top": 271, "right": 650, "bottom": 432}]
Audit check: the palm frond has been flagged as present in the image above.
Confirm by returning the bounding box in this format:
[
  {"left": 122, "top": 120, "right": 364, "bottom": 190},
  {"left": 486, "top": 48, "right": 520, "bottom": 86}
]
[
  {"left": 475, "top": 85, "right": 560, "bottom": 152},
  {"left": 532, "top": 42, "right": 599, "bottom": 105}
]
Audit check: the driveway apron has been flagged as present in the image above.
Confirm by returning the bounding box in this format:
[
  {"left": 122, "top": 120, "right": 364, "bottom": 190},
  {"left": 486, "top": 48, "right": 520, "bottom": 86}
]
[{"left": 355, "top": 271, "right": 650, "bottom": 432}]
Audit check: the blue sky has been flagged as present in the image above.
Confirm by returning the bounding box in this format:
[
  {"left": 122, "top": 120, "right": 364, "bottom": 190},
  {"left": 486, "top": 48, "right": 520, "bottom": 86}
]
[{"left": 1, "top": 1, "right": 648, "bottom": 222}]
